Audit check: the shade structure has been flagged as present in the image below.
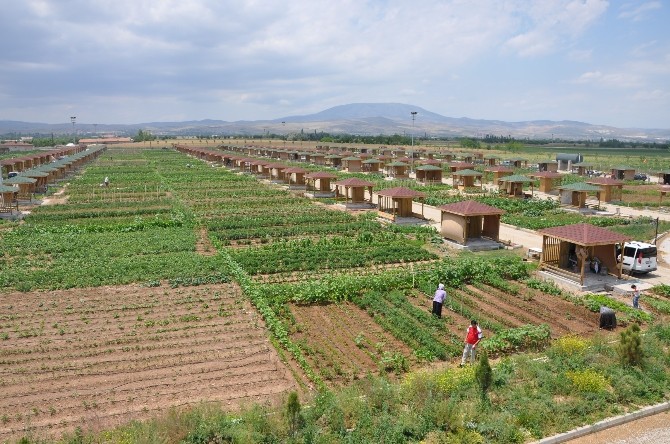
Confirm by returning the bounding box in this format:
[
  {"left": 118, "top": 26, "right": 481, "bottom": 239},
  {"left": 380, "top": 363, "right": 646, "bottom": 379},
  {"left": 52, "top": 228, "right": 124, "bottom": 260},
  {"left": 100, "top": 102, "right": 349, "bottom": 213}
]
[
  {"left": 537, "top": 223, "right": 632, "bottom": 285},
  {"left": 333, "top": 177, "right": 374, "bottom": 203},
  {"left": 585, "top": 177, "right": 624, "bottom": 202},
  {"left": 415, "top": 164, "right": 443, "bottom": 184},
  {"left": 451, "top": 168, "right": 483, "bottom": 189},
  {"left": 557, "top": 182, "right": 602, "bottom": 208},
  {"left": 529, "top": 171, "right": 562, "bottom": 193},
  {"left": 437, "top": 200, "right": 505, "bottom": 244},
  {"left": 498, "top": 174, "right": 534, "bottom": 197}
]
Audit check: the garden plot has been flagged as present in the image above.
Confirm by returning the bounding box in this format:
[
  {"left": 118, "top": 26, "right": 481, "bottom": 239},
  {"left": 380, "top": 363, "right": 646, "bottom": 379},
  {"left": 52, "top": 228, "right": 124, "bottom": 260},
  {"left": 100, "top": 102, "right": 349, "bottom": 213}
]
[{"left": 0, "top": 283, "right": 296, "bottom": 442}]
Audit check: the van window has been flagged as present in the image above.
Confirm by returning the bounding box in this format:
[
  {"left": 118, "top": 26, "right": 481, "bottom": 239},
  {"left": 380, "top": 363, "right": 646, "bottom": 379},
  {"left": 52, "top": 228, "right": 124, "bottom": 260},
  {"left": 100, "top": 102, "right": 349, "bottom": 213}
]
[
  {"left": 623, "top": 246, "right": 636, "bottom": 257},
  {"left": 638, "top": 247, "right": 657, "bottom": 258}
]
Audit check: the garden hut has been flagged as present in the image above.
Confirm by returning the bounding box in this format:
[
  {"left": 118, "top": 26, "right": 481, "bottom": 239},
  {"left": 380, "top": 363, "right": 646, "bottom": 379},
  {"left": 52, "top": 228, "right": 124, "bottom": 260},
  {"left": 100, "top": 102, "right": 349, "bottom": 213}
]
[
  {"left": 557, "top": 182, "right": 601, "bottom": 208},
  {"left": 415, "top": 164, "right": 443, "bottom": 184},
  {"left": 485, "top": 166, "right": 514, "bottom": 183},
  {"left": 537, "top": 223, "right": 631, "bottom": 285},
  {"left": 392, "top": 148, "right": 406, "bottom": 157},
  {"left": 3, "top": 175, "right": 36, "bottom": 200},
  {"left": 452, "top": 169, "right": 483, "bottom": 190},
  {"left": 483, "top": 155, "right": 500, "bottom": 166},
  {"left": 21, "top": 170, "right": 49, "bottom": 193},
  {"left": 441, "top": 152, "right": 455, "bottom": 162},
  {"left": 376, "top": 155, "right": 392, "bottom": 169},
  {"left": 537, "top": 160, "right": 559, "bottom": 173},
  {"left": 574, "top": 163, "right": 594, "bottom": 176},
  {"left": 249, "top": 160, "right": 267, "bottom": 175},
  {"left": 498, "top": 174, "right": 534, "bottom": 197},
  {"left": 611, "top": 166, "right": 635, "bottom": 181},
  {"left": 283, "top": 167, "right": 307, "bottom": 187},
  {"left": 448, "top": 162, "right": 475, "bottom": 173},
  {"left": 377, "top": 187, "right": 425, "bottom": 219},
  {"left": 298, "top": 152, "right": 311, "bottom": 163},
  {"left": 460, "top": 153, "right": 474, "bottom": 163},
  {"left": 656, "top": 170, "right": 670, "bottom": 185},
  {"left": 267, "top": 163, "right": 288, "bottom": 182},
  {"left": 509, "top": 158, "right": 528, "bottom": 168},
  {"left": 0, "top": 184, "right": 18, "bottom": 214},
  {"left": 310, "top": 153, "right": 326, "bottom": 165},
  {"left": 325, "top": 154, "right": 343, "bottom": 168},
  {"left": 384, "top": 161, "right": 410, "bottom": 178},
  {"left": 529, "top": 171, "right": 562, "bottom": 193},
  {"left": 585, "top": 177, "right": 624, "bottom": 202},
  {"left": 342, "top": 156, "right": 363, "bottom": 173},
  {"left": 333, "top": 177, "right": 374, "bottom": 204},
  {"left": 437, "top": 200, "right": 505, "bottom": 245},
  {"left": 362, "top": 158, "right": 382, "bottom": 173},
  {"left": 305, "top": 171, "right": 337, "bottom": 196}
]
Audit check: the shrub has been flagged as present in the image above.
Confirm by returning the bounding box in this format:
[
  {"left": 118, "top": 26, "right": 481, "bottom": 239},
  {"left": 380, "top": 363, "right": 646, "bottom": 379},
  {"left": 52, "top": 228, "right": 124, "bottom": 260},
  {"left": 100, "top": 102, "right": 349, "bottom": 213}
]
[
  {"left": 475, "top": 353, "right": 493, "bottom": 400},
  {"left": 552, "top": 335, "right": 589, "bottom": 356},
  {"left": 618, "top": 323, "right": 644, "bottom": 366},
  {"left": 566, "top": 369, "right": 609, "bottom": 393}
]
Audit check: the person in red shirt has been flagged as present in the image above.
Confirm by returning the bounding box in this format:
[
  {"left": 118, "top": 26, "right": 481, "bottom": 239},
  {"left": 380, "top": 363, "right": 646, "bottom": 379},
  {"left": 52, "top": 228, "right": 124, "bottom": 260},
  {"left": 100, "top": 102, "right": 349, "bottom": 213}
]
[{"left": 460, "top": 320, "right": 483, "bottom": 366}]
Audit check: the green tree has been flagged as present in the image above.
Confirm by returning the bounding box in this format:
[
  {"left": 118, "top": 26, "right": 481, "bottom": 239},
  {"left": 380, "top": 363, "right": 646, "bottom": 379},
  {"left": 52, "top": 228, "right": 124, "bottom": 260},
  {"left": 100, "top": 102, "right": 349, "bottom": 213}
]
[
  {"left": 286, "top": 391, "right": 302, "bottom": 437},
  {"left": 618, "top": 323, "right": 643, "bottom": 366},
  {"left": 135, "top": 129, "right": 156, "bottom": 142}
]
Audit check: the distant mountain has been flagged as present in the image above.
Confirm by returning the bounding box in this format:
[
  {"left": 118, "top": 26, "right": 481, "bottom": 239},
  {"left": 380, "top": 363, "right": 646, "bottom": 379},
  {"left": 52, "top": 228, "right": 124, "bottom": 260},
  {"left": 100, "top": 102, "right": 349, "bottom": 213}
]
[{"left": 1, "top": 103, "right": 669, "bottom": 141}]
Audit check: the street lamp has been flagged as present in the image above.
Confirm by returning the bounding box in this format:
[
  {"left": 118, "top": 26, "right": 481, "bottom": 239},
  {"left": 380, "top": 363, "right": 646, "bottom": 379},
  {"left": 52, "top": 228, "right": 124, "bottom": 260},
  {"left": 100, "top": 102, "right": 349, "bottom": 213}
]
[
  {"left": 70, "top": 116, "right": 76, "bottom": 144},
  {"left": 410, "top": 111, "right": 417, "bottom": 147}
]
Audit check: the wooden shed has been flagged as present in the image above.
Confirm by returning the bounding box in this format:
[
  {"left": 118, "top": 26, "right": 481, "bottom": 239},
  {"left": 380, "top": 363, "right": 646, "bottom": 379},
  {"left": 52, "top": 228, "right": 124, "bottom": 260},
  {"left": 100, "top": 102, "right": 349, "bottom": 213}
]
[
  {"left": 538, "top": 223, "right": 631, "bottom": 285},
  {"left": 333, "top": 177, "right": 374, "bottom": 204},
  {"left": 656, "top": 170, "right": 670, "bottom": 185},
  {"left": 585, "top": 177, "right": 624, "bottom": 202},
  {"left": 448, "top": 162, "right": 475, "bottom": 173},
  {"left": 3, "top": 175, "right": 36, "bottom": 200},
  {"left": 498, "top": 174, "right": 534, "bottom": 197},
  {"left": 305, "top": 171, "right": 337, "bottom": 195},
  {"left": 574, "top": 163, "right": 594, "bottom": 176},
  {"left": 438, "top": 200, "right": 504, "bottom": 245},
  {"left": 509, "top": 158, "right": 528, "bottom": 168},
  {"left": 529, "top": 171, "right": 562, "bottom": 193},
  {"left": 452, "top": 169, "right": 483, "bottom": 190},
  {"left": 485, "top": 166, "right": 514, "bottom": 183},
  {"left": 0, "top": 184, "right": 18, "bottom": 214},
  {"left": 384, "top": 161, "right": 410, "bottom": 178},
  {"left": 342, "top": 157, "right": 363, "bottom": 173},
  {"left": 538, "top": 160, "right": 559, "bottom": 173},
  {"left": 283, "top": 167, "right": 308, "bottom": 187},
  {"left": 483, "top": 155, "right": 500, "bottom": 166},
  {"left": 611, "top": 166, "right": 635, "bottom": 181},
  {"left": 557, "top": 182, "right": 601, "bottom": 208},
  {"left": 362, "top": 158, "right": 382, "bottom": 173},
  {"left": 415, "top": 164, "right": 443, "bottom": 184},
  {"left": 377, "top": 187, "right": 426, "bottom": 218}
]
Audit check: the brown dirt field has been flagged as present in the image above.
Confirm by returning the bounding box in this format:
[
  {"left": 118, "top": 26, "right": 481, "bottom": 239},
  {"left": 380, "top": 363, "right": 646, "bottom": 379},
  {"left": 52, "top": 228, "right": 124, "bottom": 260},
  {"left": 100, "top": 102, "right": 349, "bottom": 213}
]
[
  {"left": 195, "top": 226, "right": 217, "bottom": 256},
  {"left": 290, "top": 302, "right": 415, "bottom": 385},
  {"left": 0, "top": 283, "right": 297, "bottom": 442}
]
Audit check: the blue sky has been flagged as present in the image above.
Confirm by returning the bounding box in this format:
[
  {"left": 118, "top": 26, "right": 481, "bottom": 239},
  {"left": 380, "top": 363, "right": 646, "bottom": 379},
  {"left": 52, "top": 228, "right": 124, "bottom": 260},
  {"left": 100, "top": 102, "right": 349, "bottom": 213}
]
[{"left": 0, "top": 0, "right": 668, "bottom": 129}]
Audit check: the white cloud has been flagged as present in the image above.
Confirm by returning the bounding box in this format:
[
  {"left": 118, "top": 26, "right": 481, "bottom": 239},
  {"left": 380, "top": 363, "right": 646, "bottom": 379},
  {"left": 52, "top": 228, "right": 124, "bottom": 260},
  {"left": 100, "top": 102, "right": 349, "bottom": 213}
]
[{"left": 618, "top": 1, "right": 662, "bottom": 21}]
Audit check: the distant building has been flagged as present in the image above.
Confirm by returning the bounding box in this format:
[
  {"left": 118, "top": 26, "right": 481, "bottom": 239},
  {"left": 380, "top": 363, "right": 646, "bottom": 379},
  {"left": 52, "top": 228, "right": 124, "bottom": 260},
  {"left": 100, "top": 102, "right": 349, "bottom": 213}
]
[
  {"left": 0, "top": 141, "right": 34, "bottom": 151},
  {"left": 78, "top": 137, "right": 133, "bottom": 145}
]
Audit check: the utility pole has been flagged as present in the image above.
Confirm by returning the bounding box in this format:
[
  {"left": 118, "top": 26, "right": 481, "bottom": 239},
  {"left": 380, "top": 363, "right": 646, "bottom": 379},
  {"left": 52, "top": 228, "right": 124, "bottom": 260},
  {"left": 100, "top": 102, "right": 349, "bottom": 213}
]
[
  {"left": 70, "top": 116, "right": 76, "bottom": 143},
  {"left": 410, "top": 111, "right": 417, "bottom": 147}
]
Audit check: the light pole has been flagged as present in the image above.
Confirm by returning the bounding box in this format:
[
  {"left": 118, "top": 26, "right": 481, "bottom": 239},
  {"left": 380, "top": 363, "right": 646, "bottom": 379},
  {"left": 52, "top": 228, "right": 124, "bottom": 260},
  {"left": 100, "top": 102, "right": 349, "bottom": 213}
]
[
  {"left": 410, "top": 111, "right": 417, "bottom": 147},
  {"left": 70, "top": 116, "right": 76, "bottom": 144}
]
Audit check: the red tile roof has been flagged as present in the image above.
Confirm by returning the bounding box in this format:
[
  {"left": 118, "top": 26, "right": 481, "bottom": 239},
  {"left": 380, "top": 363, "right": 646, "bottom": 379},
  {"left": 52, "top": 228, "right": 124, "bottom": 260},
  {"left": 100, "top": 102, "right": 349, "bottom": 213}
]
[
  {"left": 377, "top": 187, "right": 426, "bottom": 198},
  {"left": 333, "top": 177, "right": 375, "bottom": 187},
  {"left": 537, "top": 223, "right": 631, "bottom": 246},
  {"left": 438, "top": 200, "right": 504, "bottom": 216},
  {"left": 305, "top": 171, "right": 338, "bottom": 179}
]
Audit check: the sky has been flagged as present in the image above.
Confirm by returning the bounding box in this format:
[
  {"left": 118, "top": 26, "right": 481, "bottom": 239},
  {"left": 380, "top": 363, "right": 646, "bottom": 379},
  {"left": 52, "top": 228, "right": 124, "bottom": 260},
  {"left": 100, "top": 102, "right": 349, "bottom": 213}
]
[{"left": 0, "top": 0, "right": 668, "bottom": 129}]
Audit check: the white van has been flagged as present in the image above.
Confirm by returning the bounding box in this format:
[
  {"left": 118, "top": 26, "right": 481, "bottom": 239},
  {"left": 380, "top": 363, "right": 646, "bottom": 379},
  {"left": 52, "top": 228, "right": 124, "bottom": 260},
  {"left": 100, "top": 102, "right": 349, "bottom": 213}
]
[{"left": 617, "top": 241, "right": 657, "bottom": 274}]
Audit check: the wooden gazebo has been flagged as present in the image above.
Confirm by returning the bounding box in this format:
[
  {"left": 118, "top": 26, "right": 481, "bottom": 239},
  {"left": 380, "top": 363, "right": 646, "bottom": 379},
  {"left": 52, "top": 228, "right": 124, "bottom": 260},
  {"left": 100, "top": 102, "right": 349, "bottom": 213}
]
[
  {"left": 451, "top": 169, "right": 483, "bottom": 190},
  {"left": 538, "top": 223, "right": 631, "bottom": 285},
  {"left": 529, "top": 171, "right": 562, "bottom": 193},
  {"left": 283, "top": 167, "right": 308, "bottom": 187},
  {"left": 342, "top": 157, "right": 363, "bottom": 173},
  {"left": 415, "top": 164, "right": 443, "bottom": 184},
  {"left": 574, "top": 163, "right": 594, "bottom": 176},
  {"left": 448, "top": 162, "right": 475, "bottom": 173},
  {"left": 333, "top": 177, "right": 374, "bottom": 204},
  {"left": 656, "top": 170, "right": 670, "bottom": 185},
  {"left": 485, "top": 166, "right": 514, "bottom": 183},
  {"left": 509, "top": 158, "right": 528, "bottom": 168},
  {"left": 438, "top": 200, "right": 504, "bottom": 245},
  {"left": 305, "top": 171, "right": 337, "bottom": 196},
  {"left": 3, "top": 175, "right": 36, "bottom": 200},
  {"left": 325, "top": 155, "right": 343, "bottom": 168},
  {"left": 557, "top": 182, "right": 601, "bottom": 208},
  {"left": 362, "top": 158, "right": 382, "bottom": 173},
  {"left": 660, "top": 185, "right": 670, "bottom": 206},
  {"left": 498, "top": 174, "right": 534, "bottom": 197},
  {"left": 585, "top": 177, "right": 624, "bottom": 202},
  {"left": 483, "top": 155, "right": 500, "bottom": 166},
  {"left": 537, "top": 160, "right": 559, "bottom": 172},
  {"left": 611, "top": 166, "right": 635, "bottom": 181},
  {"left": 385, "top": 161, "right": 410, "bottom": 178},
  {"left": 0, "top": 184, "right": 18, "bottom": 214},
  {"left": 377, "top": 187, "right": 425, "bottom": 219}
]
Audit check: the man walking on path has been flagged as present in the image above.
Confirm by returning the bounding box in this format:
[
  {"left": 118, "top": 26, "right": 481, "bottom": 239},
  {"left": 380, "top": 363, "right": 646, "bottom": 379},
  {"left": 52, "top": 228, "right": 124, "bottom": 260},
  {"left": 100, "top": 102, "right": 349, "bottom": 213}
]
[
  {"left": 631, "top": 284, "right": 641, "bottom": 309},
  {"left": 460, "top": 320, "right": 483, "bottom": 366},
  {"left": 432, "top": 283, "right": 447, "bottom": 318}
]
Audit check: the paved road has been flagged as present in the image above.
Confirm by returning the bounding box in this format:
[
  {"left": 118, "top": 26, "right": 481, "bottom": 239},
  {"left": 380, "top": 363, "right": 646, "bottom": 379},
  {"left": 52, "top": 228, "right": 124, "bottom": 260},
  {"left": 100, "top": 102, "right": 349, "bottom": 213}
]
[{"left": 563, "top": 411, "right": 670, "bottom": 444}]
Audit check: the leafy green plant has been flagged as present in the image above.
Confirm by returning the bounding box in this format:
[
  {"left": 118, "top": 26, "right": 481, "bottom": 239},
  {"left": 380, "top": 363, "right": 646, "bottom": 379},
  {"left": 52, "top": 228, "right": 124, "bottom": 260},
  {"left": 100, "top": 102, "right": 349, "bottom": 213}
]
[{"left": 618, "top": 323, "right": 643, "bottom": 367}]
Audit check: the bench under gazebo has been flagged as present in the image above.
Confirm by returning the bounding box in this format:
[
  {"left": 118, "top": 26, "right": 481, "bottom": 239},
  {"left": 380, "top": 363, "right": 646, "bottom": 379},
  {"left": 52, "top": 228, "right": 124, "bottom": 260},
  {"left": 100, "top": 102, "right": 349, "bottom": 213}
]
[
  {"left": 333, "top": 177, "right": 374, "bottom": 205},
  {"left": 585, "top": 177, "right": 624, "bottom": 202},
  {"left": 438, "top": 200, "right": 504, "bottom": 248},
  {"left": 537, "top": 223, "right": 631, "bottom": 286},
  {"left": 376, "top": 187, "right": 426, "bottom": 220}
]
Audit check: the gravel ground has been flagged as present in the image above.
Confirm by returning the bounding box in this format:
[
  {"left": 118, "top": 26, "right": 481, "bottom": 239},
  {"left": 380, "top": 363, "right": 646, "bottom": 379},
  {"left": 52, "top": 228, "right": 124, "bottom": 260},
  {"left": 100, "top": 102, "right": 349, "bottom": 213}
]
[{"left": 563, "top": 411, "right": 670, "bottom": 444}]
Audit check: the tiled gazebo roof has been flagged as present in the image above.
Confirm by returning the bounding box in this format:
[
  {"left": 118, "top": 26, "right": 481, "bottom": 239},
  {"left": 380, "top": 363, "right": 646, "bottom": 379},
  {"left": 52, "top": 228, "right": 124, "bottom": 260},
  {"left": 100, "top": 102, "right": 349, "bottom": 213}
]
[
  {"left": 530, "top": 171, "right": 563, "bottom": 179},
  {"left": 498, "top": 174, "right": 533, "bottom": 183},
  {"left": 537, "top": 223, "right": 631, "bottom": 246},
  {"left": 305, "top": 171, "right": 338, "bottom": 179},
  {"left": 333, "top": 177, "right": 375, "bottom": 187},
  {"left": 585, "top": 177, "right": 624, "bottom": 186},
  {"left": 377, "top": 187, "right": 426, "bottom": 198},
  {"left": 438, "top": 200, "right": 505, "bottom": 216},
  {"left": 557, "top": 182, "right": 601, "bottom": 192}
]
